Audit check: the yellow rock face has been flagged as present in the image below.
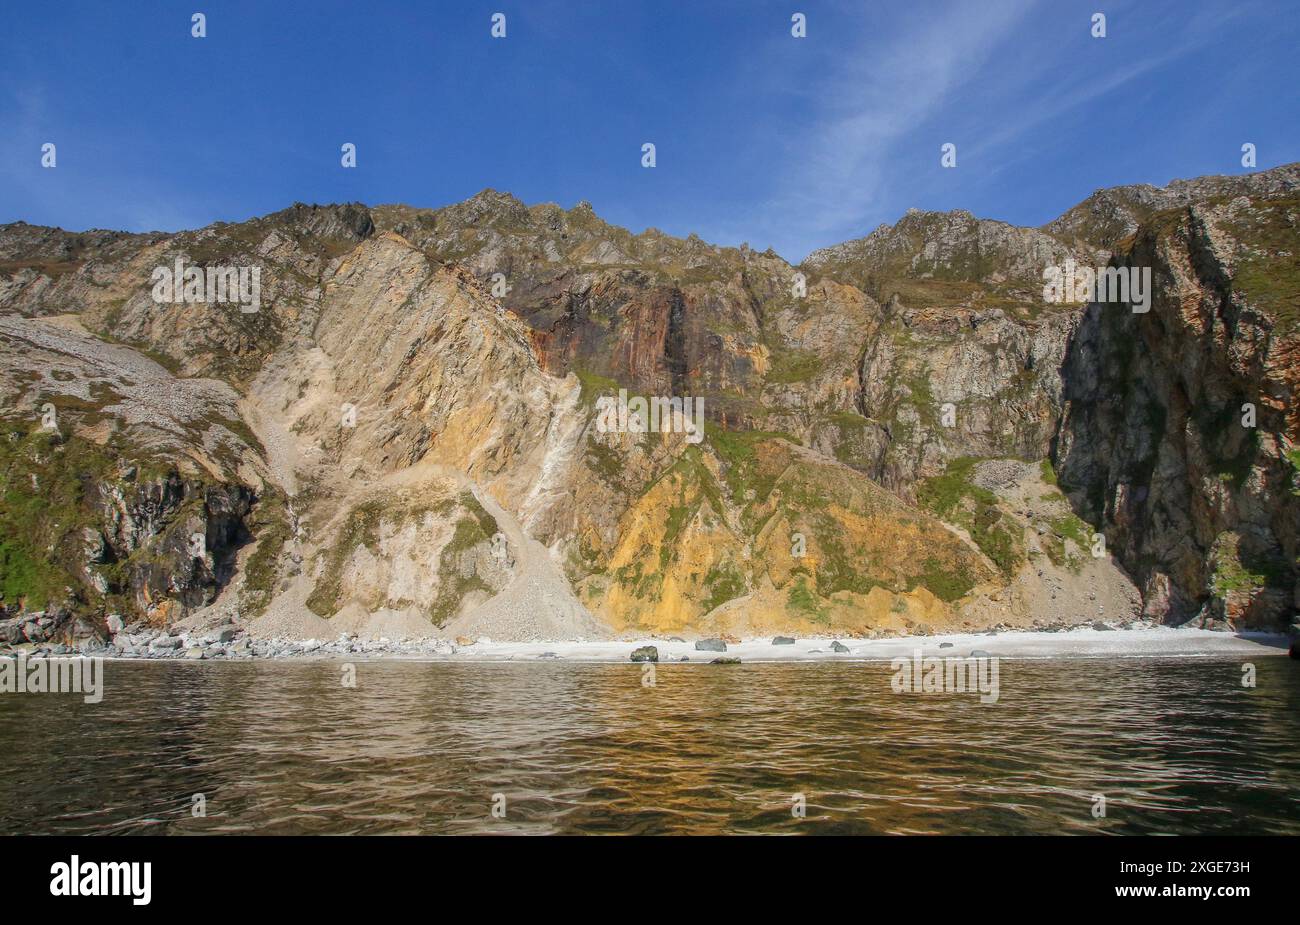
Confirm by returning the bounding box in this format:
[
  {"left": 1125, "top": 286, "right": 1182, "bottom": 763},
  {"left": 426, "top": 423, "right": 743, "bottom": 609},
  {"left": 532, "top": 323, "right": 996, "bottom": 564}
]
[{"left": 575, "top": 434, "right": 995, "bottom": 635}]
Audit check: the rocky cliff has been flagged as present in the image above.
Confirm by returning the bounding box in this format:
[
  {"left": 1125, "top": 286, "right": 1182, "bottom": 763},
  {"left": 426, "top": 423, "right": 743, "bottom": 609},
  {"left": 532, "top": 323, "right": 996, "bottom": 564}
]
[
  {"left": 1054, "top": 185, "right": 1300, "bottom": 629},
  {"left": 1, "top": 164, "right": 1295, "bottom": 641}
]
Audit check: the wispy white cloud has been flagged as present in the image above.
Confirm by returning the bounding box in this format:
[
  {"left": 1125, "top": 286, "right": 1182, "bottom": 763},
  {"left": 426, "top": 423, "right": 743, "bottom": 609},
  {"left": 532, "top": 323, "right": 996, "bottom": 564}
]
[
  {"left": 726, "top": 0, "right": 1226, "bottom": 261},
  {"left": 740, "top": 0, "right": 1040, "bottom": 259},
  {"left": 955, "top": 3, "right": 1248, "bottom": 184}
]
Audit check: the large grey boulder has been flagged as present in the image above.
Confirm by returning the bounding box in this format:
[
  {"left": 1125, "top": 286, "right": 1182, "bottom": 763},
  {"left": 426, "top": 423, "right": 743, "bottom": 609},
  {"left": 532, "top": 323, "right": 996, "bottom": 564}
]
[
  {"left": 216, "top": 625, "right": 240, "bottom": 642},
  {"left": 694, "top": 638, "right": 727, "bottom": 652},
  {"left": 0, "top": 617, "right": 25, "bottom": 645}
]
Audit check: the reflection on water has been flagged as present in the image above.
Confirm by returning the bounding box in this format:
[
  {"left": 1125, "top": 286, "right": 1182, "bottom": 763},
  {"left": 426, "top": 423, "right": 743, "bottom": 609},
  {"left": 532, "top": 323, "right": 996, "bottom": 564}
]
[{"left": 1, "top": 657, "right": 1297, "bottom": 834}]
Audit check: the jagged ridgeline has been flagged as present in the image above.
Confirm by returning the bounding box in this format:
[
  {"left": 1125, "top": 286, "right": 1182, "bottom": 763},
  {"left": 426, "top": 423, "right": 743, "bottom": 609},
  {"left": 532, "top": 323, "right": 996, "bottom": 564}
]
[{"left": 0, "top": 165, "right": 1296, "bottom": 641}]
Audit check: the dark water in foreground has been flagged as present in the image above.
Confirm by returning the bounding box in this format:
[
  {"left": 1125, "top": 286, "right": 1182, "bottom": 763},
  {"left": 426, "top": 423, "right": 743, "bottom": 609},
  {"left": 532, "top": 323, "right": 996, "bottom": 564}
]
[{"left": 1, "top": 657, "right": 1297, "bottom": 835}]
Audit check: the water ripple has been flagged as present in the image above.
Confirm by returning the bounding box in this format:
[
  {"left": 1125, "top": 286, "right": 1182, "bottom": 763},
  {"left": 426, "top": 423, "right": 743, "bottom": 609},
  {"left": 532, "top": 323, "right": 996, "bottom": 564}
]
[{"left": 0, "top": 658, "right": 1297, "bottom": 834}]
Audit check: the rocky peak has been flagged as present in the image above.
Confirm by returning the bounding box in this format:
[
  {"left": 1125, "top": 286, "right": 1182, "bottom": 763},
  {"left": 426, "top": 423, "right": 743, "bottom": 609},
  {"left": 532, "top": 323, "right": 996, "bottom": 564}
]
[
  {"left": 264, "top": 202, "right": 376, "bottom": 243},
  {"left": 441, "top": 188, "right": 532, "bottom": 228},
  {"left": 1044, "top": 162, "right": 1300, "bottom": 249},
  {"left": 808, "top": 207, "right": 1081, "bottom": 280},
  {"left": 804, "top": 207, "right": 1092, "bottom": 317}
]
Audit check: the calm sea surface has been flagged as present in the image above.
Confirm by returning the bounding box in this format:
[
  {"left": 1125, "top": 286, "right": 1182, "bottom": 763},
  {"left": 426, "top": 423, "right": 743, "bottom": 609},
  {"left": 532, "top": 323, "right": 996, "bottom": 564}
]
[{"left": 2, "top": 657, "right": 1297, "bottom": 834}]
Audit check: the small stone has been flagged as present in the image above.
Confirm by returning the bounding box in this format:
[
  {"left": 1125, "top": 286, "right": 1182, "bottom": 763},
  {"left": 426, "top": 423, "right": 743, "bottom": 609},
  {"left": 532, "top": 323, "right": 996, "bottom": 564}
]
[
  {"left": 830, "top": 640, "right": 850, "bottom": 653},
  {"left": 184, "top": 647, "right": 204, "bottom": 660},
  {"left": 772, "top": 636, "right": 796, "bottom": 645},
  {"left": 939, "top": 642, "right": 954, "bottom": 649},
  {"left": 970, "top": 649, "right": 993, "bottom": 658},
  {"left": 710, "top": 657, "right": 741, "bottom": 665}
]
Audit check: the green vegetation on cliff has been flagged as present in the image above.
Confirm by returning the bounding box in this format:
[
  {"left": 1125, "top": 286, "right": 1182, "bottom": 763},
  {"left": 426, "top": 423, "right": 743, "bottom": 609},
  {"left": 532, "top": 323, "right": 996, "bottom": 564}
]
[
  {"left": 918, "top": 457, "right": 1023, "bottom": 578},
  {"left": 0, "top": 428, "right": 117, "bottom": 610}
]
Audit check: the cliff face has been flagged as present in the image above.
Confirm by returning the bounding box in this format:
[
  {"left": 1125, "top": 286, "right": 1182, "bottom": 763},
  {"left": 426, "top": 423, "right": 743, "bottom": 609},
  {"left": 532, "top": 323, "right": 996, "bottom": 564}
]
[
  {"left": 0, "top": 310, "right": 265, "bottom": 627},
  {"left": 0, "top": 165, "right": 1295, "bottom": 639},
  {"left": 1054, "top": 190, "right": 1300, "bottom": 628}
]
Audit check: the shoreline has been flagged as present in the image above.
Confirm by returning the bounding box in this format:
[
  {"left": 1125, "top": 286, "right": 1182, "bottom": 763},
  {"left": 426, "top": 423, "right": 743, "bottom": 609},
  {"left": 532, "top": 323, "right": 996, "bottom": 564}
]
[
  {"left": 9, "top": 625, "right": 1291, "bottom": 664},
  {"left": 384, "top": 628, "right": 1293, "bottom": 663}
]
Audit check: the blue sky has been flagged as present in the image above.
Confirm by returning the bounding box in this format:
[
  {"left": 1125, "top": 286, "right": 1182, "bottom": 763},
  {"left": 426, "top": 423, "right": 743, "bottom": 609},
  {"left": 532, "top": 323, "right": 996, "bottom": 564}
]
[{"left": 2, "top": 0, "right": 1297, "bottom": 261}]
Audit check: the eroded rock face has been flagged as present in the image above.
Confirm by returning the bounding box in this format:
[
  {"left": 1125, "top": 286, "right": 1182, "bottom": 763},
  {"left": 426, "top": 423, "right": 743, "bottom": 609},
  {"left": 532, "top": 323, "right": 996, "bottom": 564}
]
[
  {"left": 841, "top": 304, "right": 1079, "bottom": 497},
  {"left": 1055, "top": 191, "right": 1300, "bottom": 628},
  {"left": 304, "top": 483, "right": 511, "bottom": 627},
  {"left": 0, "top": 312, "right": 267, "bottom": 625},
  {"left": 564, "top": 432, "right": 995, "bottom": 636},
  {"left": 0, "top": 427, "right": 256, "bottom": 624},
  {"left": 0, "top": 165, "right": 1295, "bottom": 636}
]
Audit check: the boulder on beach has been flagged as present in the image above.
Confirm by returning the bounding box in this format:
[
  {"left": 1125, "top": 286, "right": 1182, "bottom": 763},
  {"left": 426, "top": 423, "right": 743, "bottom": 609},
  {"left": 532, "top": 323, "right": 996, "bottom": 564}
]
[
  {"left": 630, "top": 645, "right": 658, "bottom": 663},
  {"left": 772, "top": 636, "right": 795, "bottom": 645},
  {"left": 710, "top": 657, "right": 741, "bottom": 665},
  {"left": 695, "top": 638, "right": 727, "bottom": 652},
  {"left": 830, "top": 640, "right": 850, "bottom": 653},
  {"left": 970, "top": 649, "right": 993, "bottom": 658}
]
